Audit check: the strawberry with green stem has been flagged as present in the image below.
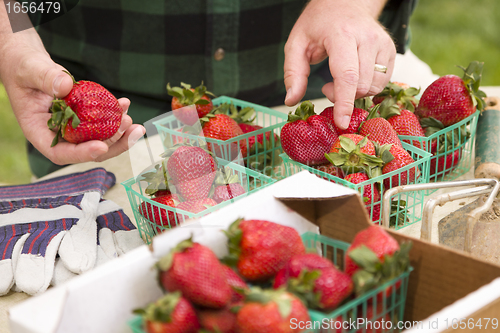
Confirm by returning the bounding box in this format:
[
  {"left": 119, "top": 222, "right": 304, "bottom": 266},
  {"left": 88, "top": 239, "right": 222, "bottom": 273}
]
[
  {"left": 224, "top": 218, "right": 306, "bottom": 282},
  {"left": 345, "top": 226, "right": 412, "bottom": 301},
  {"left": 372, "top": 81, "right": 420, "bottom": 111},
  {"left": 281, "top": 101, "right": 338, "bottom": 166},
  {"left": 273, "top": 253, "right": 353, "bottom": 311},
  {"left": 416, "top": 61, "right": 486, "bottom": 127},
  {"left": 325, "top": 135, "right": 385, "bottom": 178},
  {"left": 359, "top": 101, "right": 403, "bottom": 148},
  {"left": 167, "top": 82, "right": 215, "bottom": 126},
  {"left": 164, "top": 145, "right": 217, "bottom": 202},
  {"left": 199, "top": 112, "right": 244, "bottom": 160},
  {"left": 382, "top": 145, "right": 418, "bottom": 189},
  {"left": 235, "top": 287, "right": 310, "bottom": 333},
  {"left": 133, "top": 291, "right": 200, "bottom": 333},
  {"left": 175, "top": 197, "right": 218, "bottom": 223},
  {"left": 157, "top": 238, "right": 232, "bottom": 308},
  {"left": 48, "top": 71, "right": 123, "bottom": 146}
]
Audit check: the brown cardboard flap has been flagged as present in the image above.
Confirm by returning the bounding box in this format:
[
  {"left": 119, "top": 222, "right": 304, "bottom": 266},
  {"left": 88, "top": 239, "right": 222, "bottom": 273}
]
[{"left": 389, "top": 232, "right": 500, "bottom": 322}]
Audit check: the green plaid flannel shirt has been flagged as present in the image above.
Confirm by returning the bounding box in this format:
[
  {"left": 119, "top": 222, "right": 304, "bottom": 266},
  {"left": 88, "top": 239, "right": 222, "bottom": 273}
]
[{"left": 27, "top": 0, "right": 417, "bottom": 178}]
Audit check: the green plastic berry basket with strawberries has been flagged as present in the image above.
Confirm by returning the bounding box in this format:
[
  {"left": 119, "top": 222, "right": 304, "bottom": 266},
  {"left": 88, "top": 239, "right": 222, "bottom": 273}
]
[
  {"left": 398, "top": 111, "right": 479, "bottom": 193},
  {"left": 153, "top": 96, "right": 288, "bottom": 180},
  {"left": 281, "top": 142, "right": 431, "bottom": 230},
  {"left": 128, "top": 232, "right": 412, "bottom": 333},
  {"left": 301, "top": 232, "right": 413, "bottom": 333},
  {"left": 121, "top": 158, "right": 276, "bottom": 245}
]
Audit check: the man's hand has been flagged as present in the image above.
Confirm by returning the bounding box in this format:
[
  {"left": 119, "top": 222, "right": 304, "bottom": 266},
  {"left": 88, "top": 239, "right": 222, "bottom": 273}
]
[
  {"left": 284, "top": 0, "right": 396, "bottom": 129},
  {"left": 0, "top": 4, "right": 145, "bottom": 166}
]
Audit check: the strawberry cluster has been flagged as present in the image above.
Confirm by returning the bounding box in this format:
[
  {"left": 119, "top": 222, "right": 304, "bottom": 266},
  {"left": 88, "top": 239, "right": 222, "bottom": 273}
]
[
  {"left": 134, "top": 220, "right": 411, "bottom": 333},
  {"left": 283, "top": 61, "right": 486, "bottom": 223},
  {"left": 138, "top": 145, "right": 247, "bottom": 233}
]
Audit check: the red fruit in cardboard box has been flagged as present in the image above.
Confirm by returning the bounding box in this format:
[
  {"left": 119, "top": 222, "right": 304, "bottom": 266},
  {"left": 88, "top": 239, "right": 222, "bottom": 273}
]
[
  {"left": 157, "top": 239, "right": 232, "bottom": 309},
  {"left": 135, "top": 292, "right": 200, "bottom": 333},
  {"left": 345, "top": 226, "right": 412, "bottom": 302},
  {"left": 224, "top": 219, "right": 306, "bottom": 282},
  {"left": 281, "top": 101, "right": 338, "bottom": 166},
  {"left": 235, "top": 288, "right": 310, "bottom": 333}
]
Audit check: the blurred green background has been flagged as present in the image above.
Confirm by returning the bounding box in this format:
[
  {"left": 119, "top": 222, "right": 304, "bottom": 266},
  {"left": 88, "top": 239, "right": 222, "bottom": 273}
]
[{"left": 0, "top": 0, "right": 499, "bottom": 185}]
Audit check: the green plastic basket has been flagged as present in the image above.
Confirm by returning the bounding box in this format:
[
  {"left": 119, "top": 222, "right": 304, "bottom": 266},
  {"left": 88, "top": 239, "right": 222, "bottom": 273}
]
[
  {"left": 399, "top": 111, "right": 479, "bottom": 190},
  {"left": 153, "top": 96, "right": 288, "bottom": 179},
  {"left": 128, "top": 232, "right": 412, "bottom": 333},
  {"left": 121, "top": 158, "right": 276, "bottom": 244},
  {"left": 281, "top": 142, "right": 431, "bottom": 230}
]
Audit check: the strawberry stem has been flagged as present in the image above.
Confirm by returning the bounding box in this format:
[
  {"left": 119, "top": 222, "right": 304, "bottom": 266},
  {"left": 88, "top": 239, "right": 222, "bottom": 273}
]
[{"left": 48, "top": 98, "right": 80, "bottom": 146}]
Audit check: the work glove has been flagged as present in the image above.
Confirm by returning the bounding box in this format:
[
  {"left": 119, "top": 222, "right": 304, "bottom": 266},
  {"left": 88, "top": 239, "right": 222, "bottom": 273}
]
[
  {"left": 51, "top": 199, "right": 143, "bottom": 287},
  {"left": 0, "top": 168, "right": 142, "bottom": 295}
]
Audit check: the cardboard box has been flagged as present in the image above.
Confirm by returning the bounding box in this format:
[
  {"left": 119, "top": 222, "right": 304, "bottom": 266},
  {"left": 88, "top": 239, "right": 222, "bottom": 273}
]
[{"left": 8, "top": 171, "right": 500, "bottom": 332}]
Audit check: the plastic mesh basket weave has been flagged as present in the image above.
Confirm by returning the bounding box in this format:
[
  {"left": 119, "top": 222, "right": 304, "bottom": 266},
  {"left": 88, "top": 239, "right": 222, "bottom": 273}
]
[
  {"left": 121, "top": 158, "right": 276, "bottom": 245},
  {"left": 281, "top": 142, "right": 431, "bottom": 230},
  {"left": 153, "top": 96, "right": 288, "bottom": 179}
]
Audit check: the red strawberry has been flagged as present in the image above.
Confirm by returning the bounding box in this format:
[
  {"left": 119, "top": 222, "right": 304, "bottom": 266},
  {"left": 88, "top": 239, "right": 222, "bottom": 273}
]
[
  {"left": 273, "top": 253, "right": 335, "bottom": 288},
  {"left": 386, "top": 109, "right": 426, "bottom": 150},
  {"left": 239, "top": 123, "right": 262, "bottom": 134},
  {"left": 321, "top": 106, "right": 369, "bottom": 135},
  {"left": 197, "top": 307, "right": 237, "bottom": 333},
  {"left": 421, "top": 118, "right": 469, "bottom": 181},
  {"left": 325, "top": 135, "right": 384, "bottom": 177},
  {"left": 175, "top": 198, "right": 218, "bottom": 223},
  {"left": 273, "top": 254, "right": 353, "bottom": 311},
  {"left": 157, "top": 239, "right": 232, "bottom": 308},
  {"left": 48, "top": 72, "right": 122, "bottom": 146},
  {"left": 416, "top": 61, "right": 486, "bottom": 126},
  {"left": 221, "top": 264, "right": 248, "bottom": 303},
  {"left": 235, "top": 288, "right": 310, "bottom": 333},
  {"left": 134, "top": 292, "right": 200, "bottom": 333},
  {"left": 224, "top": 219, "right": 306, "bottom": 282},
  {"left": 311, "top": 163, "right": 344, "bottom": 180},
  {"left": 382, "top": 145, "right": 417, "bottom": 189},
  {"left": 345, "top": 226, "right": 412, "bottom": 301},
  {"left": 166, "top": 146, "right": 217, "bottom": 201},
  {"left": 359, "top": 101, "right": 403, "bottom": 148},
  {"left": 372, "top": 81, "right": 419, "bottom": 112},
  {"left": 200, "top": 113, "right": 244, "bottom": 160},
  {"left": 345, "top": 173, "right": 381, "bottom": 222},
  {"left": 212, "top": 168, "right": 247, "bottom": 204},
  {"left": 139, "top": 193, "right": 180, "bottom": 232},
  {"left": 281, "top": 101, "right": 338, "bottom": 166},
  {"left": 167, "top": 82, "right": 215, "bottom": 126}
]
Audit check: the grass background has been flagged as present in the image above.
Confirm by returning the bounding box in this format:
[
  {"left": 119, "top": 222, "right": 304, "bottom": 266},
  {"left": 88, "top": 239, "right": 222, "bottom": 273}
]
[{"left": 0, "top": 0, "right": 499, "bottom": 184}]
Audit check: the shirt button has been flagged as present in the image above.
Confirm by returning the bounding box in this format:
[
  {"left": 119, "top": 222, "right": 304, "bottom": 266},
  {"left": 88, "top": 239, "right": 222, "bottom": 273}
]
[{"left": 214, "top": 48, "right": 225, "bottom": 61}]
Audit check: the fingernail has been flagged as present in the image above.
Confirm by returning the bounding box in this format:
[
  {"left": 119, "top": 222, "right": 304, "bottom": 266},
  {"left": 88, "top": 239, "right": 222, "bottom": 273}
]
[
  {"left": 284, "top": 87, "right": 293, "bottom": 104},
  {"left": 340, "top": 115, "right": 351, "bottom": 129},
  {"left": 52, "top": 75, "right": 64, "bottom": 95},
  {"left": 129, "top": 127, "right": 145, "bottom": 146},
  {"left": 118, "top": 120, "right": 127, "bottom": 135}
]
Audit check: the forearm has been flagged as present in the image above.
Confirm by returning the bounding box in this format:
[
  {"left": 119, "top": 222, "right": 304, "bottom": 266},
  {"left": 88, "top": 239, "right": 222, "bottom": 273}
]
[{"left": 0, "top": 0, "right": 46, "bottom": 82}]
